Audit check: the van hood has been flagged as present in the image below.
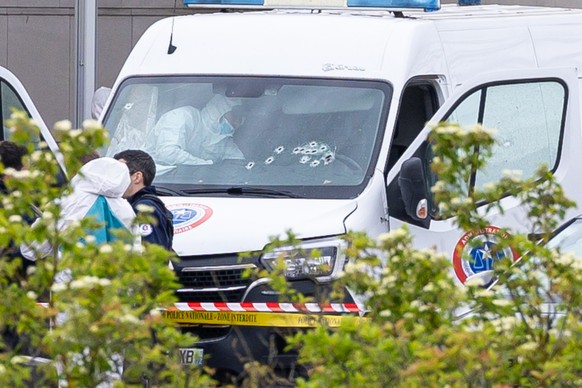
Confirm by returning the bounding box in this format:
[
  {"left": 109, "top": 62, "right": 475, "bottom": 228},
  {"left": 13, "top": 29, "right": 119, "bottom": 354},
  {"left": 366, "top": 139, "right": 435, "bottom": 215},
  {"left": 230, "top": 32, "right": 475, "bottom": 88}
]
[{"left": 160, "top": 197, "right": 356, "bottom": 256}]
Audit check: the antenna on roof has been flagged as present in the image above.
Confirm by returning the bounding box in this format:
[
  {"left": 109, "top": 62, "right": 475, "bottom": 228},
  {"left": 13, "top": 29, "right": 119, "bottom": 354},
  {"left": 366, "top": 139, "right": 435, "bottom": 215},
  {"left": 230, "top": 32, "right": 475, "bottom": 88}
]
[{"left": 168, "top": 0, "right": 178, "bottom": 54}]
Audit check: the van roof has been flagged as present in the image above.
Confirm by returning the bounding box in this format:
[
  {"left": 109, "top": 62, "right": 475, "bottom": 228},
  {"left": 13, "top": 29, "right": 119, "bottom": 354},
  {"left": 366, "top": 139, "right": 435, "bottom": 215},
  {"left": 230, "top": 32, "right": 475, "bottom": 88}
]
[{"left": 116, "top": 4, "right": 582, "bottom": 87}]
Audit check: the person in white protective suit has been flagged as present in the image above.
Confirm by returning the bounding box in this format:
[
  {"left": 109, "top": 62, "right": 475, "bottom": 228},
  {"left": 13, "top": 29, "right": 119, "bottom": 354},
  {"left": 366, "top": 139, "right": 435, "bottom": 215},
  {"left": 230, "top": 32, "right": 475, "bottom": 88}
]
[
  {"left": 91, "top": 86, "right": 112, "bottom": 120},
  {"left": 21, "top": 157, "right": 140, "bottom": 261},
  {"left": 106, "top": 85, "right": 159, "bottom": 158},
  {"left": 147, "top": 94, "right": 245, "bottom": 167}
]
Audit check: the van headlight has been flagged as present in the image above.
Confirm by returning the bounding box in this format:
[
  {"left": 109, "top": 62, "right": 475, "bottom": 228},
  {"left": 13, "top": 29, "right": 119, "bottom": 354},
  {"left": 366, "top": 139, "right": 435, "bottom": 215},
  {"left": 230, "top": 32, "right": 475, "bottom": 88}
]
[{"left": 260, "top": 237, "right": 347, "bottom": 282}]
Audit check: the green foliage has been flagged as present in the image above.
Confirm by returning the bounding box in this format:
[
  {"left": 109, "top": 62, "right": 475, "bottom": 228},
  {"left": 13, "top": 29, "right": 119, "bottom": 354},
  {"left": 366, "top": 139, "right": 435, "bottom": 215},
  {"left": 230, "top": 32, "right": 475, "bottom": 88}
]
[
  {"left": 263, "top": 122, "right": 582, "bottom": 387},
  {"left": 0, "top": 113, "right": 214, "bottom": 387}
]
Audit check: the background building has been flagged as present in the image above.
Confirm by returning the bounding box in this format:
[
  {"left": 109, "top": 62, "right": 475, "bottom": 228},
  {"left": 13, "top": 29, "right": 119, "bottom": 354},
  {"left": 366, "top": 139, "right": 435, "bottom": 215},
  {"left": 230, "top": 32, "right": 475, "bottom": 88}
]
[{"left": 0, "top": 0, "right": 579, "bottom": 128}]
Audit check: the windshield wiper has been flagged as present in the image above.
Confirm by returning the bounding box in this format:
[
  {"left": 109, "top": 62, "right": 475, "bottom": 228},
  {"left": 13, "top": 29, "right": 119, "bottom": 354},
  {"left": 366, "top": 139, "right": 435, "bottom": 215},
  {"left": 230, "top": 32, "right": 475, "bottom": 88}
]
[
  {"left": 182, "top": 186, "right": 303, "bottom": 198},
  {"left": 154, "top": 185, "right": 190, "bottom": 196}
]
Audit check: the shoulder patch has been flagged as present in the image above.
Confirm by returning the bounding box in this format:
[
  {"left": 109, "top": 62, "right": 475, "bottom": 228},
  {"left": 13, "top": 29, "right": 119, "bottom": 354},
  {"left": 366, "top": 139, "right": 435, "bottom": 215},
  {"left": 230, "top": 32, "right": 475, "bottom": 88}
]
[{"left": 139, "top": 223, "right": 153, "bottom": 236}]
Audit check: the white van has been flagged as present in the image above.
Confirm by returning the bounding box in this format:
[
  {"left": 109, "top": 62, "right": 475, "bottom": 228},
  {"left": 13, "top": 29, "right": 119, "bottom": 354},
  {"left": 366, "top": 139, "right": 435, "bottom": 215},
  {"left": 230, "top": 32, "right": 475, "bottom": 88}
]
[
  {"left": 0, "top": 66, "right": 62, "bottom": 167},
  {"left": 97, "top": 0, "right": 582, "bottom": 377}
]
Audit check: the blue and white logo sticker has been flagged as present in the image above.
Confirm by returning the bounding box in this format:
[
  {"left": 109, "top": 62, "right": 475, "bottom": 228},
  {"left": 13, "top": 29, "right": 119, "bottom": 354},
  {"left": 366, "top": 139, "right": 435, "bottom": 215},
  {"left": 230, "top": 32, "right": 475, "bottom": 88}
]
[
  {"left": 139, "top": 223, "right": 153, "bottom": 236},
  {"left": 453, "top": 226, "right": 519, "bottom": 284},
  {"left": 168, "top": 203, "right": 213, "bottom": 234}
]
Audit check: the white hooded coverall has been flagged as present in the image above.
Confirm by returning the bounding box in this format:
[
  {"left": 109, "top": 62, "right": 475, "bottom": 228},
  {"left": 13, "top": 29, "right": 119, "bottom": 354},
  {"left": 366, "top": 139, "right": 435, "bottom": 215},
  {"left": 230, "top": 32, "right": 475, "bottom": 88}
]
[
  {"left": 21, "top": 157, "right": 139, "bottom": 261},
  {"left": 148, "top": 94, "right": 245, "bottom": 166}
]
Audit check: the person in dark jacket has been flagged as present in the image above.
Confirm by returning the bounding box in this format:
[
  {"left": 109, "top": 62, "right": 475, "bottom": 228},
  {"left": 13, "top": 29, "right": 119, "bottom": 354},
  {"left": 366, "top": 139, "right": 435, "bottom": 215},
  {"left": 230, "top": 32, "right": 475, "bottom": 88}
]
[
  {"left": 0, "top": 141, "right": 37, "bottom": 352},
  {"left": 0, "top": 141, "right": 37, "bottom": 269},
  {"left": 113, "top": 149, "right": 174, "bottom": 250}
]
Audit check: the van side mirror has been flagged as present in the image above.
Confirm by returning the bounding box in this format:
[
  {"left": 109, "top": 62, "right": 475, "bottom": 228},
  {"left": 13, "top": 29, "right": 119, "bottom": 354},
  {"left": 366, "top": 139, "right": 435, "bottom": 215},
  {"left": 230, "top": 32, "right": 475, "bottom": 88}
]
[{"left": 398, "top": 157, "right": 430, "bottom": 222}]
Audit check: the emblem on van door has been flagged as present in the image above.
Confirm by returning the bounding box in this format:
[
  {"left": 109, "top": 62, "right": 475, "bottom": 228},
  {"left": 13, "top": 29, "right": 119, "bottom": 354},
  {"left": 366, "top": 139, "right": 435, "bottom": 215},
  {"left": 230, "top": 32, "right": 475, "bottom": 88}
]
[
  {"left": 452, "top": 226, "right": 519, "bottom": 284},
  {"left": 167, "top": 203, "right": 213, "bottom": 234}
]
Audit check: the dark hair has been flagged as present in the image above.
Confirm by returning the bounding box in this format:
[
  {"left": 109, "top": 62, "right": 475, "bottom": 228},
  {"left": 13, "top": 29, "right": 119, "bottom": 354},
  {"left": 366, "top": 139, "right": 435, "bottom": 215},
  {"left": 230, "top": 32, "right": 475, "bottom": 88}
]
[
  {"left": 113, "top": 149, "right": 156, "bottom": 186},
  {"left": 0, "top": 141, "right": 28, "bottom": 170}
]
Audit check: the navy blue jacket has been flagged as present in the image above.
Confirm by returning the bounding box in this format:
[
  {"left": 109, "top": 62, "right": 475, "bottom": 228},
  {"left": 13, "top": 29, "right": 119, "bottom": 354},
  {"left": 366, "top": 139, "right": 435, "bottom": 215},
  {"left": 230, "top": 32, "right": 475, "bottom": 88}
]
[{"left": 128, "top": 186, "right": 174, "bottom": 250}]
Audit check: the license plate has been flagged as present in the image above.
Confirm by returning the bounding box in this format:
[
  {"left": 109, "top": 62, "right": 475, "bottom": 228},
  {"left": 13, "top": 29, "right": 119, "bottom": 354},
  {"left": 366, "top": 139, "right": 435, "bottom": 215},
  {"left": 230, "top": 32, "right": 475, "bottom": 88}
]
[{"left": 179, "top": 348, "right": 203, "bottom": 366}]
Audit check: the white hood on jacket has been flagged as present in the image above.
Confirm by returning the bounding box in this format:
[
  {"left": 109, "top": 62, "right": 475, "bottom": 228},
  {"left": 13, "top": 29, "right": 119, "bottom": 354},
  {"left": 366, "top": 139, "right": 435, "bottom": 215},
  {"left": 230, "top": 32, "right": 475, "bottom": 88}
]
[{"left": 21, "top": 158, "right": 138, "bottom": 261}]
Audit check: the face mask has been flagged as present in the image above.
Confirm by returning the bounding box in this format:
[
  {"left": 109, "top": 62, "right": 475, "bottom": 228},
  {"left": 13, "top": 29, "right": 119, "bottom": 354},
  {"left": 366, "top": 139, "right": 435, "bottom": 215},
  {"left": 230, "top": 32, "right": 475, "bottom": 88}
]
[{"left": 218, "top": 117, "right": 236, "bottom": 136}]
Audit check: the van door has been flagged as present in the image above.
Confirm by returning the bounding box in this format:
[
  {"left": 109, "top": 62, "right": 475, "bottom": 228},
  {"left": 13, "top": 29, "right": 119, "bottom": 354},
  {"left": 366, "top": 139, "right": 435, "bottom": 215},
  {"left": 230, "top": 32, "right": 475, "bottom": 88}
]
[
  {"left": 386, "top": 68, "right": 581, "bottom": 287},
  {"left": 0, "top": 66, "right": 63, "bottom": 170}
]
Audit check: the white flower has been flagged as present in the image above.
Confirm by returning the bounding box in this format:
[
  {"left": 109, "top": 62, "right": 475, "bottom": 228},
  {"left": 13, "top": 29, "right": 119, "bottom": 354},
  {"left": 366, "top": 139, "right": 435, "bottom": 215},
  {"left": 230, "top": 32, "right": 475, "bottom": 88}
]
[
  {"left": 555, "top": 253, "right": 575, "bottom": 266},
  {"left": 136, "top": 203, "right": 155, "bottom": 213},
  {"left": 431, "top": 180, "right": 446, "bottom": 193},
  {"left": 69, "top": 275, "right": 110, "bottom": 290},
  {"left": 451, "top": 197, "right": 462, "bottom": 205},
  {"left": 379, "top": 309, "right": 392, "bottom": 317},
  {"left": 519, "top": 342, "right": 538, "bottom": 352},
  {"left": 54, "top": 120, "right": 72, "bottom": 131},
  {"left": 423, "top": 283, "right": 435, "bottom": 292},
  {"left": 10, "top": 111, "right": 27, "bottom": 120},
  {"left": 0, "top": 364, "right": 5, "bottom": 374},
  {"left": 31, "top": 150, "right": 43, "bottom": 162},
  {"left": 501, "top": 169, "right": 523, "bottom": 179},
  {"left": 99, "top": 244, "right": 113, "bottom": 254},
  {"left": 378, "top": 228, "right": 408, "bottom": 244},
  {"left": 82, "top": 119, "right": 101, "bottom": 130},
  {"left": 51, "top": 283, "right": 67, "bottom": 293},
  {"left": 84, "top": 235, "right": 96, "bottom": 244},
  {"left": 475, "top": 289, "right": 494, "bottom": 298},
  {"left": 26, "top": 291, "right": 37, "bottom": 300},
  {"left": 410, "top": 300, "right": 422, "bottom": 309},
  {"left": 42, "top": 211, "right": 54, "bottom": 220},
  {"left": 8, "top": 215, "right": 22, "bottom": 223},
  {"left": 150, "top": 309, "right": 162, "bottom": 317},
  {"left": 10, "top": 356, "right": 29, "bottom": 365},
  {"left": 483, "top": 182, "right": 496, "bottom": 192},
  {"left": 492, "top": 298, "right": 512, "bottom": 307},
  {"left": 464, "top": 276, "right": 487, "bottom": 288},
  {"left": 12, "top": 169, "right": 31, "bottom": 179},
  {"left": 490, "top": 316, "right": 518, "bottom": 331},
  {"left": 119, "top": 314, "right": 140, "bottom": 324},
  {"left": 68, "top": 129, "right": 83, "bottom": 138}
]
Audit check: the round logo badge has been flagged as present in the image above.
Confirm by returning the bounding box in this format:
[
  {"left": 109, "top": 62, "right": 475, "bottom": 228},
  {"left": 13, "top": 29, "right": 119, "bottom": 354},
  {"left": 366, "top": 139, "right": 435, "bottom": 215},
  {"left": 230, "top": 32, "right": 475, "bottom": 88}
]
[
  {"left": 167, "top": 203, "right": 213, "bottom": 234},
  {"left": 139, "top": 223, "right": 153, "bottom": 236},
  {"left": 452, "top": 226, "right": 519, "bottom": 284}
]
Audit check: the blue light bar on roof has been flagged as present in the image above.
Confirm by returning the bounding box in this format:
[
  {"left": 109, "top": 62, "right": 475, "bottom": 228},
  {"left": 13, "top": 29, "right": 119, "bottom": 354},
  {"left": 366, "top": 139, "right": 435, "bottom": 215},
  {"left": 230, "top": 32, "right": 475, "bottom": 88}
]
[
  {"left": 347, "top": 0, "right": 439, "bottom": 11},
  {"left": 184, "top": 0, "right": 264, "bottom": 6},
  {"left": 183, "top": 0, "right": 440, "bottom": 11}
]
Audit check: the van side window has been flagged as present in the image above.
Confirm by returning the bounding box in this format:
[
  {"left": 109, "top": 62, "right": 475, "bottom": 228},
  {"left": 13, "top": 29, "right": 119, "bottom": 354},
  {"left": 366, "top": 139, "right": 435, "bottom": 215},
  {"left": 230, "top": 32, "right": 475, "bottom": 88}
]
[
  {"left": 1, "top": 80, "right": 29, "bottom": 140},
  {"left": 389, "top": 79, "right": 566, "bottom": 227},
  {"left": 444, "top": 80, "right": 565, "bottom": 191},
  {"left": 388, "top": 83, "right": 439, "bottom": 170}
]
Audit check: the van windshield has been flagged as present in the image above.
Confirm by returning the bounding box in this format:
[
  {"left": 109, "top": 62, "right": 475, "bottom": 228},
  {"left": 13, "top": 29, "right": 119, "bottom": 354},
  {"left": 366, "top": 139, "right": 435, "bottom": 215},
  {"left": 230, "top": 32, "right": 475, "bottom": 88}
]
[{"left": 101, "top": 76, "right": 390, "bottom": 199}]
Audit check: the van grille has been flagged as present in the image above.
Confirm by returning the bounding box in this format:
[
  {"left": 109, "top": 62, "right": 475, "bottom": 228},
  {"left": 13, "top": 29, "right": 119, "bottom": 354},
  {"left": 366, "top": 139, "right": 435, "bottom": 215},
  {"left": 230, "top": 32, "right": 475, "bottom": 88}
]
[{"left": 175, "top": 262, "right": 256, "bottom": 303}]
